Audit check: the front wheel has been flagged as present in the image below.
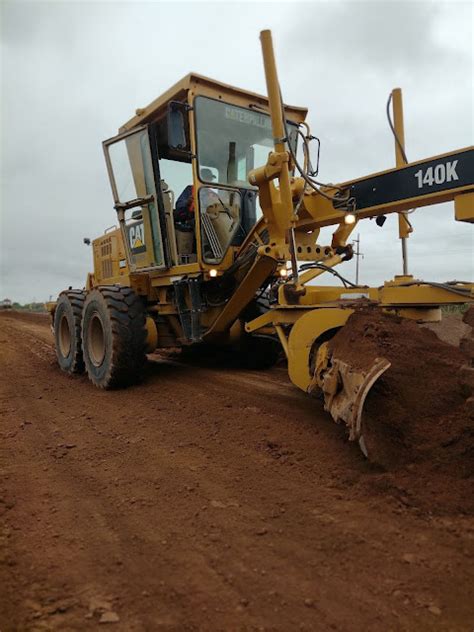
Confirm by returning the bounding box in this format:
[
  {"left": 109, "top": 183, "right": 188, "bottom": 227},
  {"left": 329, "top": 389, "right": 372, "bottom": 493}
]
[{"left": 82, "top": 286, "right": 146, "bottom": 389}]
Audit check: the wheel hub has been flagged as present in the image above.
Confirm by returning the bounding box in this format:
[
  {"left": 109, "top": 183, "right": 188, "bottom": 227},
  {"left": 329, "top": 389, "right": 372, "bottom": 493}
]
[
  {"left": 58, "top": 313, "right": 72, "bottom": 358},
  {"left": 88, "top": 313, "right": 106, "bottom": 366}
]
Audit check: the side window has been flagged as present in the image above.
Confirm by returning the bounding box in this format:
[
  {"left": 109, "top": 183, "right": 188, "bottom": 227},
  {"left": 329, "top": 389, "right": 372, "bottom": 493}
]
[
  {"left": 159, "top": 159, "right": 193, "bottom": 208},
  {"left": 104, "top": 128, "right": 164, "bottom": 269},
  {"left": 159, "top": 158, "right": 194, "bottom": 265},
  {"left": 200, "top": 187, "right": 241, "bottom": 263}
]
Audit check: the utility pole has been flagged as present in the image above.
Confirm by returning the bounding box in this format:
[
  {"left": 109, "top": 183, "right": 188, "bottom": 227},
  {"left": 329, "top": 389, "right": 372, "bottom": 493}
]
[
  {"left": 352, "top": 233, "right": 364, "bottom": 285},
  {"left": 391, "top": 88, "right": 413, "bottom": 275}
]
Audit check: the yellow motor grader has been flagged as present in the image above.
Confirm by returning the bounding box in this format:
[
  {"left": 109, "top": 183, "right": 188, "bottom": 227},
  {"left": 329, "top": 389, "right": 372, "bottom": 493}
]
[{"left": 50, "top": 30, "right": 474, "bottom": 451}]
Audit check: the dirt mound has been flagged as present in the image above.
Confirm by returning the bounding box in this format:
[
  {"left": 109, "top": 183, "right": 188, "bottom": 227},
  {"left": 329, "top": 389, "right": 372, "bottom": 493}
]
[
  {"left": 422, "top": 312, "right": 471, "bottom": 346},
  {"left": 463, "top": 305, "right": 474, "bottom": 328},
  {"left": 328, "top": 309, "right": 473, "bottom": 477}
]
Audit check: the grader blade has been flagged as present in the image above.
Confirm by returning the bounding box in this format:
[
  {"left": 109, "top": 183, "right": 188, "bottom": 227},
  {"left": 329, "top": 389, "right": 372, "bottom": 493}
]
[{"left": 317, "top": 354, "right": 391, "bottom": 446}]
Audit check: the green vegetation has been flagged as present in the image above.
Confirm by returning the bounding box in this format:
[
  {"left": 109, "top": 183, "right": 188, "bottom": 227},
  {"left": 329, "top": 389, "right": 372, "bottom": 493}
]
[
  {"left": 10, "top": 302, "right": 47, "bottom": 312},
  {"left": 441, "top": 304, "right": 469, "bottom": 315}
]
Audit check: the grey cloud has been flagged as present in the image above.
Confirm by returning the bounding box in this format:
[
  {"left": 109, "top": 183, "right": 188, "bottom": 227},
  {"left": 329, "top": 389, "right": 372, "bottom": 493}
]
[
  {"left": 0, "top": 1, "right": 472, "bottom": 302},
  {"left": 288, "top": 2, "right": 443, "bottom": 67}
]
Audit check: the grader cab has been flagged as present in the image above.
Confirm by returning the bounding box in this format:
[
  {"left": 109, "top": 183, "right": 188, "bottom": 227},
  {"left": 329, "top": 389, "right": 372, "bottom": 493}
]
[
  {"left": 97, "top": 76, "right": 304, "bottom": 278},
  {"left": 51, "top": 30, "right": 474, "bottom": 459}
]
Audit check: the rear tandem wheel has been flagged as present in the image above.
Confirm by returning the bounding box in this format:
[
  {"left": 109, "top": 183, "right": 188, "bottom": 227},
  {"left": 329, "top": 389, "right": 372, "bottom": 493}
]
[
  {"left": 53, "top": 289, "right": 85, "bottom": 374},
  {"left": 81, "top": 286, "right": 147, "bottom": 389}
]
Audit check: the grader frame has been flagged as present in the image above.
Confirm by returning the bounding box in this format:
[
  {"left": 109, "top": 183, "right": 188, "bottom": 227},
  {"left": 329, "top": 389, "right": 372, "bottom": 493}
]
[{"left": 51, "top": 30, "right": 474, "bottom": 447}]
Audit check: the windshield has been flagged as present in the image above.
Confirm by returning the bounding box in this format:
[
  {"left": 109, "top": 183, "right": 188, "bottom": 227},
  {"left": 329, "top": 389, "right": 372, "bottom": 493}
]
[{"left": 194, "top": 96, "right": 298, "bottom": 188}]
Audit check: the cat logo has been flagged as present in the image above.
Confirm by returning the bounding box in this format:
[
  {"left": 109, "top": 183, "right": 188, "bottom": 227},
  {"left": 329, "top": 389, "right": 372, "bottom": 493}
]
[{"left": 128, "top": 222, "right": 146, "bottom": 254}]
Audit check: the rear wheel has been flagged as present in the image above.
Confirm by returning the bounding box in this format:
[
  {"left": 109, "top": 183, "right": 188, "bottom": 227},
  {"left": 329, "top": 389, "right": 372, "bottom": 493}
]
[
  {"left": 53, "top": 290, "right": 85, "bottom": 374},
  {"left": 82, "top": 286, "right": 147, "bottom": 389}
]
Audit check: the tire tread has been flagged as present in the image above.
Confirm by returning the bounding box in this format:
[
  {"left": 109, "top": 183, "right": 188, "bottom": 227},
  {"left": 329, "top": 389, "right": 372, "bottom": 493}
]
[
  {"left": 55, "top": 289, "right": 85, "bottom": 374},
  {"left": 83, "top": 285, "right": 146, "bottom": 389}
]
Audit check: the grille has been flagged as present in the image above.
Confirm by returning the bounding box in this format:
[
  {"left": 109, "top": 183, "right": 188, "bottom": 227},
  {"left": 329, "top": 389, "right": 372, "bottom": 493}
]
[
  {"left": 101, "top": 258, "right": 113, "bottom": 279},
  {"left": 100, "top": 237, "right": 112, "bottom": 257}
]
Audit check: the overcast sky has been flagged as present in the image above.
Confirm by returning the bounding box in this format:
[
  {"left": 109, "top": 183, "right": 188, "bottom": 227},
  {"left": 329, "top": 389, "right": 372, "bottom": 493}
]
[{"left": 1, "top": 0, "right": 472, "bottom": 303}]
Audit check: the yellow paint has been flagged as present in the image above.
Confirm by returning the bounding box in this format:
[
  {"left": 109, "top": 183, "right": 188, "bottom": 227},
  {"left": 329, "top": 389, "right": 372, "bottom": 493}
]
[
  {"left": 78, "top": 28, "right": 473, "bottom": 405},
  {"left": 145, "top": 316, "right": 158, "bottom": 352},
  {"left": 287, "top": 308, "right": 353, "bottom": 391},
  {"left": 455, "top": 192, "right": 474, "bottom": 223}
]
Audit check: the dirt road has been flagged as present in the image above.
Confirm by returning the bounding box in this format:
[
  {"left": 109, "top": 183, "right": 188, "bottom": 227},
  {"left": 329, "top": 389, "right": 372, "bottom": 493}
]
[{"left": 1, "top": 311, "right": 473, "bottom": 631}]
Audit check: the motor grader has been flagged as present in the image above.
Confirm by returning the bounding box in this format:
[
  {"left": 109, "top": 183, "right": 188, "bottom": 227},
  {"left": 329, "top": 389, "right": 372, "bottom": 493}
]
[{"left": 50, "top": 30, "right": 474, "bottom": 453}]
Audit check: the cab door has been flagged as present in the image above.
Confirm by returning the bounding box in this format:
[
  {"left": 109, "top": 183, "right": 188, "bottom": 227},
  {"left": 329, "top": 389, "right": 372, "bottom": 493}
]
[{"left": 103, "top": 126, "right": 166, "bottom": 270}]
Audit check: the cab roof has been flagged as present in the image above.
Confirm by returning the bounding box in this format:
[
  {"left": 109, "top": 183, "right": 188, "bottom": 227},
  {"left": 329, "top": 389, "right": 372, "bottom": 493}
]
[{"left": 119, "top": 72, "right": 308, "bottom": 132}]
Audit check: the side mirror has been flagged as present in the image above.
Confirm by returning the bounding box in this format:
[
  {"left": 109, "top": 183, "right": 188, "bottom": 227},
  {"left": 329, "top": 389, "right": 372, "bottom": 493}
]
[{"left": 167, "top": 101, "right": 190, "bottom": 152}]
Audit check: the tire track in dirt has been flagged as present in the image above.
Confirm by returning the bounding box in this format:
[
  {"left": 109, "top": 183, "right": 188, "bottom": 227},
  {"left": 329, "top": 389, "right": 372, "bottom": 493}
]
[{"left": 1, "top": 311, "right": 473, "bottom": 631}]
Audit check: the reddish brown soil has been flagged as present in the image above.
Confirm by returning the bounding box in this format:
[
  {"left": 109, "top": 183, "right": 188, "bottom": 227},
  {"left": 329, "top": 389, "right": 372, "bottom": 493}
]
[
  {"left": 422, "top": 313, "right": 470, "bottom": 347},
  {"left": 463, "top": 306, "right": 474, "bottom": 328},
  {"left": 329, "top": 309, "right": 474, "bottom": 511},
  {"left": 1, "top": 310, "right": 474, "bottom": 631}
]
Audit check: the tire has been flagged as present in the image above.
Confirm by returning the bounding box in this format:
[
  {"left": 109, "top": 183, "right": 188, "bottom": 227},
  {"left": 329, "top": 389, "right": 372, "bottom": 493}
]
[
  {"left": 53, "top": 290, "right": 85, "bottom": 374},
  {"left": 82, "top": 286, "right": 146, "bottom": 389}
]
